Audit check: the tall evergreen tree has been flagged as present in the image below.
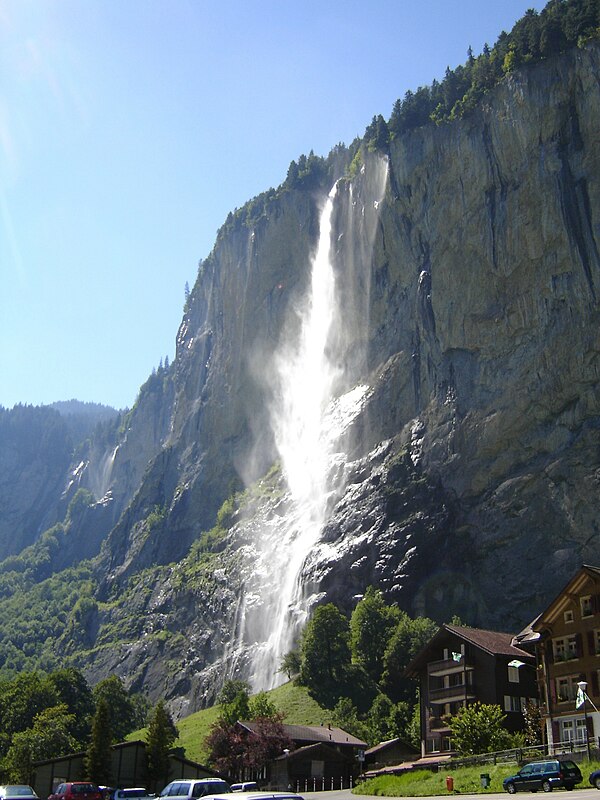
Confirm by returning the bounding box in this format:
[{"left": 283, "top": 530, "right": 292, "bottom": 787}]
[
  {"left": 145, "top": 700, "right": 178, "bottom": 791},
  {"left": 84, "top": 697, "right": 112, "bottom": 784}
]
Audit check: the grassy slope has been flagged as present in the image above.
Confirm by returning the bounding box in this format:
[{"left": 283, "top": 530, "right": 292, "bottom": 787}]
[
  {"left": 167, "top": 681, "right": 331, "bottom": 764},
  {"left": 356, "top": 759, "right": 600, "bottom": 796}
]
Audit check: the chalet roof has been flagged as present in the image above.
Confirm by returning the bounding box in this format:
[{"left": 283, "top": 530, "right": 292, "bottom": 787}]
[
  {"left": 274, "top": 742, "right": 352, "bottom": 762},
  {"left": 404, "top": 623, "right": 534, "bottom": 676},
  {"left": 365, "top": 737, "right": 418, "bottom": 756},
  {"left": 444, "top": 625, "right": 535, "bottom": 657},
  {"left": 238, "top": 721, "right": 366, "bottom": 747},
  {"left": 529, "top": 564, "right": 600, "bottom": 631}
]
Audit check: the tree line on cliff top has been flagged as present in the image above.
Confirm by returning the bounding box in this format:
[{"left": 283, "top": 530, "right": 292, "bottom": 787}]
[
  {"left": 364, "top": 0, "right": 599, "bottom": 149},
  {"left": 211, "top": 0, "right": 599, "bottom": 248}
]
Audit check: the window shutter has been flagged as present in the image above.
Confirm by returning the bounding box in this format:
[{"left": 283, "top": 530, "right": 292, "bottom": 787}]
[
  {"left": 592, "top": 671, "right": 599, "bottom": 697},
  {"left": 588, "top": 631, "right": 595, "bottom": 656}
]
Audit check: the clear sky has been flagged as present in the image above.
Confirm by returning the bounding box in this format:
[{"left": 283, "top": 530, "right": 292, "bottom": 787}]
[{"left": 1, "top": 0, "right": 546, "bottom": 411}]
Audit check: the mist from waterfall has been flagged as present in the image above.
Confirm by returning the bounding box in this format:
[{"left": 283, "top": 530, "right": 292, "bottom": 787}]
[{"left": 234, "top": 159, "right": 388, "bottom": 691}]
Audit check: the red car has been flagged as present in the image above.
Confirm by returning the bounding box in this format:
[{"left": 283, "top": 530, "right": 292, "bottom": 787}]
[{"left": 48, "top": 784, "right": 103, "bottom": 800}]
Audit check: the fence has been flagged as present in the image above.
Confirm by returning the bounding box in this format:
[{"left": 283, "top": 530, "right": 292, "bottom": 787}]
[
  {"left": 291, "top": 777, "right": 355, "bottom": 792},
  {"left": 448, "top": 738, "right": 600, "bottom": 770}
]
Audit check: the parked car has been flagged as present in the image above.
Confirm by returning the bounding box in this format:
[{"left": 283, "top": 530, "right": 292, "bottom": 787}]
[
  {"left": 589, "top": 769, "right": 600, "bottom": 790},
  {"left": 0, "top": 787, "right": 38, "bottom": 800},
  {"left": 159, "top": 781, "right": 231, "bottom": 799},
  {"left": 230, "top": 787, "right": 258, "bottom": 794},
  {"left": 201, "top": 794, "right": 302, "bottom": 800},
  {"left": 112, "top": 791, "right": 155, "bottom": 800},
  {"left": 503, "top": 760, "right": 582, "bottom": 793},
  {"left": 48, "top": 783, "right": 103, "bottom": 800}
]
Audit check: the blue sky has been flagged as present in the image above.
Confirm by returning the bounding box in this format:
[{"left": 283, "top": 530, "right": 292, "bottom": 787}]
[{"left": 1, "top": 0, "right": 545, "bottom": 410}]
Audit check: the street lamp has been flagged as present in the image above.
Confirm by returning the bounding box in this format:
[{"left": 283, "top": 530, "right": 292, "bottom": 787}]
[{"left": 576, "top": 681, "right": 591, "bottom": 760}]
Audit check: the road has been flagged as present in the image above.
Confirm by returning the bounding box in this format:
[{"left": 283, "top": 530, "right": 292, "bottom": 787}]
[{"left": 301, "top": 789, "right": 600, "bottom": 800}]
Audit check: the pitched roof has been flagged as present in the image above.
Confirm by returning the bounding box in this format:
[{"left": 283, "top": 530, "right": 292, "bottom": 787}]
[
  {"left": 444, "top": 625, "right": 535, "bottom": 658},
  {"left": 238, "top": 721, "right": 366, "bottom": 747},
  {"left": 365, "top": 737, "right": 418, "bottom": 756},
  {"left": 405, "top": 623, "right": 534, "bottom": 676},
  {"left": 529, "top": 564, "right": 600, "bottom": 630},
  {"left": 274, "top": 742, "right": 353, "bottom": 762}
]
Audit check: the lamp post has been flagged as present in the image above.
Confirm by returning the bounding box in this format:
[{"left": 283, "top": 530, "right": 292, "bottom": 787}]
[{"left": 577, "top": 680, "right": 591, "bottom": 760}]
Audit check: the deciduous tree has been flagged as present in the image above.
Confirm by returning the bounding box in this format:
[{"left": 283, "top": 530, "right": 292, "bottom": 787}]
[
  {"left": 350, "top": 587, "right": 400, "bottom": 683},
  {"left": 299, "top": 603, "right": 351, "bottom": 698},
  {"left": 92, "top": 675, "right": 136, "bottom": 743},
  {"left": 447, "top": 702, "right": 511, "bottom": 755},
  {"left": 5, "top": 704, "right": 78, "bottom": 783}
]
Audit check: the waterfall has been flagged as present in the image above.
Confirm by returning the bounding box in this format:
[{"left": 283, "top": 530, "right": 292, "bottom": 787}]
[{"left": 234, "top": 160, "right": 388, "bottom": 690}]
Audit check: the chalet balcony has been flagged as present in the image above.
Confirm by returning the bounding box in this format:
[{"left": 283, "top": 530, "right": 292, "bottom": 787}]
[
  {"left": 428, "top": 683, "right": 477, "bottom": 703},
  {"left": 428, "top": 716, "right": 451, "bottom": 732},
  {"left": 427, "top": 657, "right": 474, "bottom": 677}
]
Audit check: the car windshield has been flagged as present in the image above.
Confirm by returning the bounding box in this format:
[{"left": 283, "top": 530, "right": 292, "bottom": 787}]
[
  {"left": 72, "top": 787, "right": 96, "bottom": 794},
  {"left": 5, "top": 790, "right": 35, "bottom": 796}
]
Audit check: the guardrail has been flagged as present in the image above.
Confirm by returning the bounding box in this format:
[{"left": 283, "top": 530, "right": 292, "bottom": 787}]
[{"left": 448, "top": 738, "right": 600, "bottom": 770}]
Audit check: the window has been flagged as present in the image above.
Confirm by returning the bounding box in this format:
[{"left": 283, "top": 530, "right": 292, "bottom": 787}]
[
  {"left": 564, "top": 609, "right": 574, "bottom": 623},
  {"left": 504, "top": 695, "right": 523, "bottom": 712},
  {"left": 508, "top": 665, "right": 520, "bottom": 683},
  {"left": 576, "top": 719, "right": 587, "bottom": 742},
  {"left": 556, "top": 675, "right": 579, "bottom": 702},
  {"left": 581, "top": 596, "right": 593, "bottom": 618},
  {"left": 554, "top": 635, "right": 578, "bottom": 661},
  {"left": 561, "top": 720, "right": 574, "bottom": 742},
  {"left": 562, "top": 719, "right": 588, "bottom": 743}
]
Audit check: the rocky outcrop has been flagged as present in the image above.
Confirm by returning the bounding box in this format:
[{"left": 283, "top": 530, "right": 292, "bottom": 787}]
[{"left": 358, "top": 43, "right": 600, "bottom": 626}]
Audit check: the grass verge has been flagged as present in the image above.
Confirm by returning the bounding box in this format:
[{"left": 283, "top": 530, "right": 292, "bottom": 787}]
[{"left": 354, "top": 759, "right": 600, "bottom": 796}]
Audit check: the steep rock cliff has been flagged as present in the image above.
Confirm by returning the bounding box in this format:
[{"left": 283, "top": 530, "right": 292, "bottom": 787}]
[
  {"left": 89, "top": 44, "right": 600, "bottom": 702},
  {"left": 1, "top": 43, "right": 599, "bottom": 711}
]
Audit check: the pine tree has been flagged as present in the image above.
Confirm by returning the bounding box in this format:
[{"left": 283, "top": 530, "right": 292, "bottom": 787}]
[
  {"left": 84, "top": 697, "right": 112, "bottom": 784},
  {"left": 145, "top": 700, "right": 178, "bottom": 791}
]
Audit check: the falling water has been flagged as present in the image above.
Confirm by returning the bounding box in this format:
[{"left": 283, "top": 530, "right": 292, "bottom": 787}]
[{"left": 234, "top": 161, "right": 388, "bottom": 690}]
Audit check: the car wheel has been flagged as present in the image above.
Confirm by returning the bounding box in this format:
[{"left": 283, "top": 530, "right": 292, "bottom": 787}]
[
  {"left": 542, "top": 781, "right": 552, "bottom": 793},
  {"left": 506, "top": 783, "right": 517, "bottom": 794},
  {"left": 595, "top": 777, "right": 600, "bottom": 791}
]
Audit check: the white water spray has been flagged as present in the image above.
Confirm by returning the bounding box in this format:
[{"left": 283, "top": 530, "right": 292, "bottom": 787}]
[
  {"left": 235, "top": 161, "right": 388, "bottom": 690},
  {"left": 272, "top": 184, "right": 340, "bottom": 530}
]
